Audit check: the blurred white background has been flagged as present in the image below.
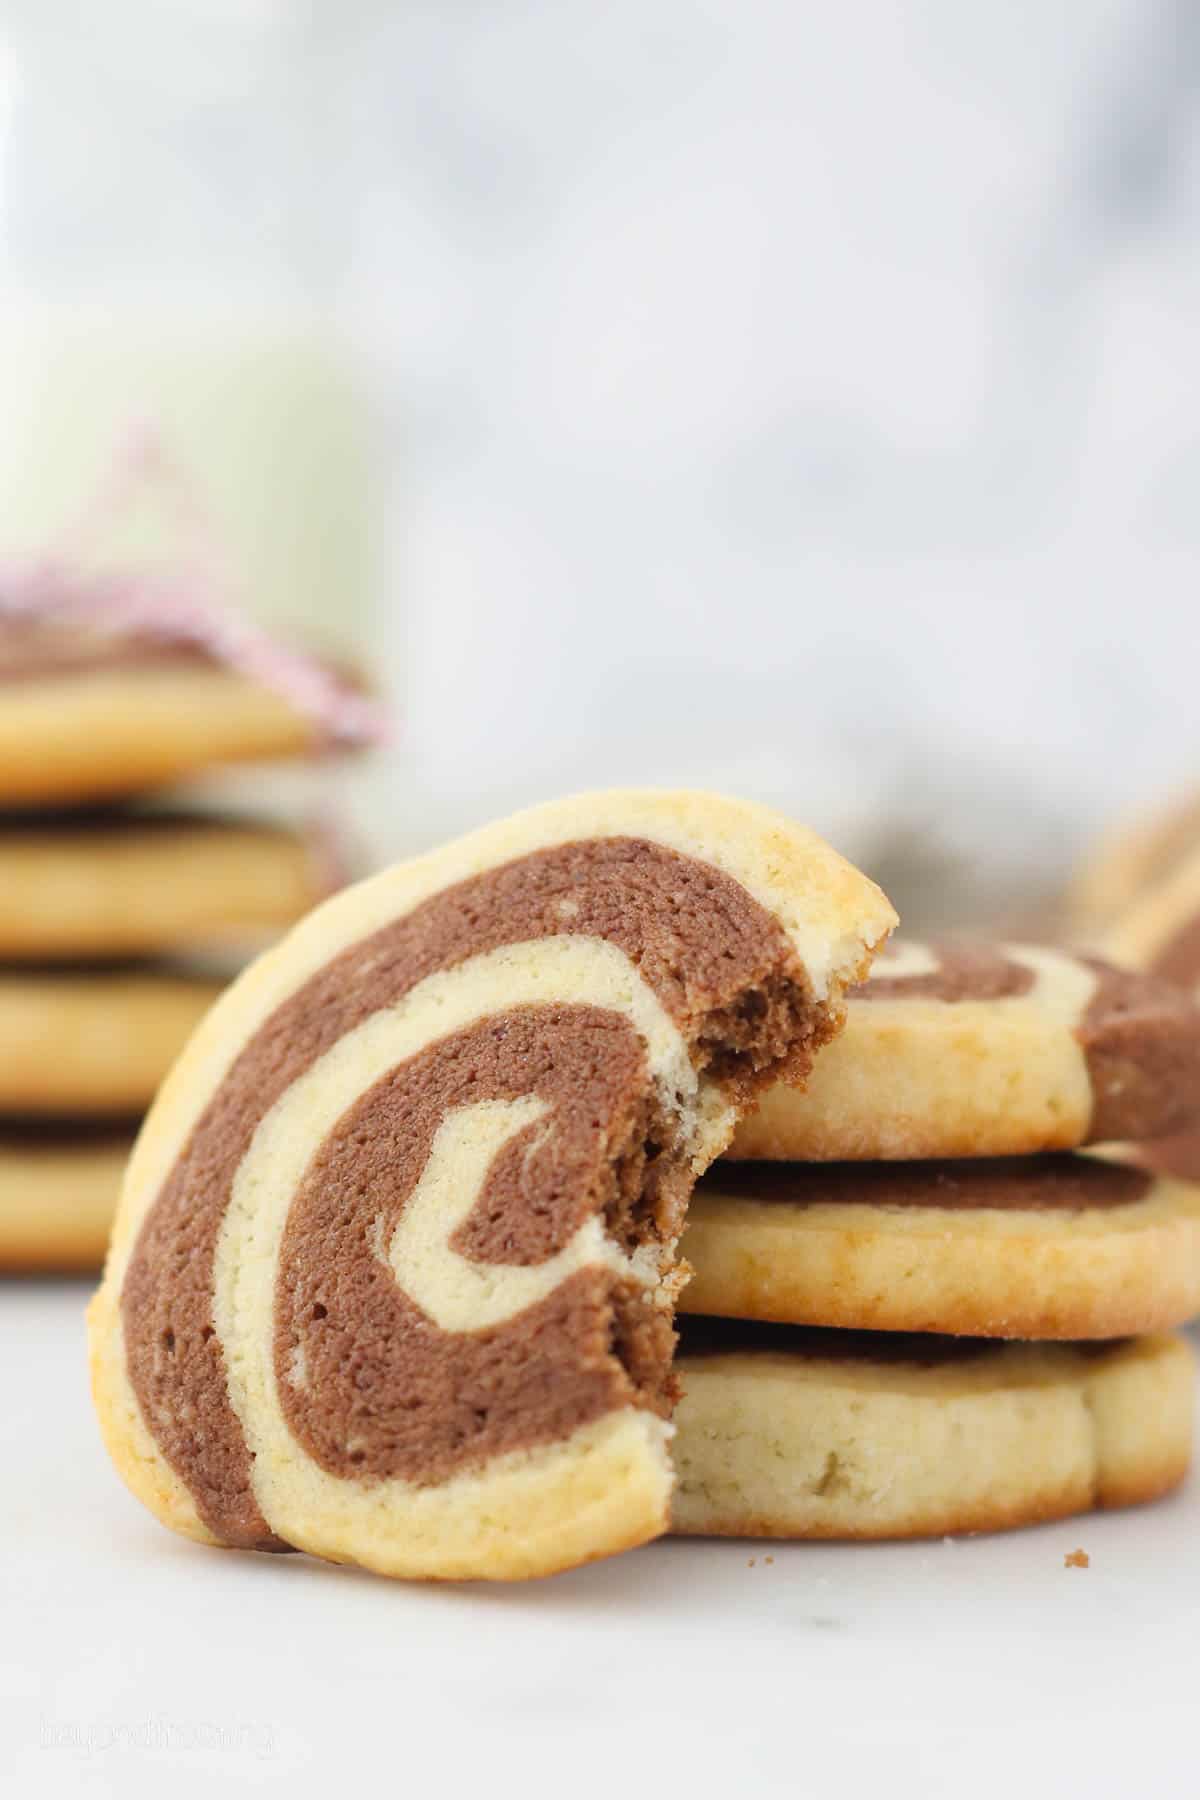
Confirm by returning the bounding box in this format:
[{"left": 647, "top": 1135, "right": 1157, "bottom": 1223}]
[{"left": 3, "top": 0, "right": 1199, "bottom": 915}]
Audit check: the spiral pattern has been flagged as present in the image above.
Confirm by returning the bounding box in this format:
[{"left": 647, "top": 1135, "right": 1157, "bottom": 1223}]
[
  {"left": 862, "top": 940, "right": 1093, "bottom": 1010},
  {"left": 862, "top": 940, "right": 1200, "bottom": 1143},
  {"left": 732, "top": 935, "right": 1200, "bottom": 1162},
  {"left": 117, "top": 836, "right": 810, "bottom": 1559}
]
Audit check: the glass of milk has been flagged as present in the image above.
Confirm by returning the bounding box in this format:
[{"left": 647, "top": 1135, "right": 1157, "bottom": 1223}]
[{"left": 0, "top": 5, "right": 376, "bottom": 659}]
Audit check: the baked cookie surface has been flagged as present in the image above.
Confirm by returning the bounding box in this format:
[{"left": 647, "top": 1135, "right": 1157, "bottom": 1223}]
[
  {"left": 672, "top": 1322, "right": 1194, "bottom": 1540},
  {"left": 0, "top": 1129, "right": 131, "bottom": 1269},
  {"left": 728, "top": 938, "right": 1200, "bottom": 1161},
  {"left": 88, "top": 790, "right": 895, "bottom": 1581},
  {"left": 681, "top": 1153, "right": 1200, "bottom": 1338},
  {"left": 1101, "top": 851, "right": 1200, "bottom": 1182},
  {"left": 1103, "top": 844, "right": 1200, "bottom": 998},
  {"left": 0, "top": 968, "right": 225, "bottom": 1115},
  {"left": 1139, "top": 1129, "right": 1200, "bottom": 1185},
  {"left": 1070, "top": 788, "right": 1200, "bottom": 933},
  {"left": 0, "top": 620, "right": 381, "bottom": 807},
  {"left": 0, "top": 813, "right": 339, "bottom": 960}
]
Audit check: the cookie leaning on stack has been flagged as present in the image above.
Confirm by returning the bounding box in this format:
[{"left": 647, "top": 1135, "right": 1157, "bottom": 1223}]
[
  {"left": 89, "top": 790, "right": 896, "bottom": 1581},
  {"left": 672, "top": 938, "right": 1200, "bottom": 1540},
  {"left": 0, "top": 606, "right": 383, "bottom": 1269}
]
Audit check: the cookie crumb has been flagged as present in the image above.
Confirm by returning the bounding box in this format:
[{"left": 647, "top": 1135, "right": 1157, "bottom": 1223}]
[
  {"left": 1064, "top": 1548, "right": 1089, "bottom": 1569},
  {"left": 764, "top": 1555, "right": 774, "bottom": 1565},
  {"left": 747, "top": 1557, "right": 756, "bottom": 1567}
]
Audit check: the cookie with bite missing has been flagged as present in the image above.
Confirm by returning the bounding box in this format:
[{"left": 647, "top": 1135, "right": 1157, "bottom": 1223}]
[
  {"left": 680, "top": 1153, "right": 1200, "bottom": 1339},
  {"left": 88, "top": 790, "right": 894, "bottom": 1582},
  {"left": 0, "top": 812, "right": 342, "bottom": 960},
  {"left": 671, "top": 1322, "right": 1193, "bottom": 1541},
  {"left": 0, "top": 615, "right": 382, "bottom": 808},
  {"left": 0, "top": 968, "right": 225, "bottom": 1115},
  {"left": 0, "top": 1129, "right": 131, "bottom": 1270},
  {"left": 729, "top": 939, "right": 1200, "bottom": 1162}
]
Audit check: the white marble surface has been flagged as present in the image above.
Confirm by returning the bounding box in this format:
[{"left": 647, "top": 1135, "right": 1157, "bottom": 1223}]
[{"left": 3, "top": 1279, "right": 1197, "bottom": 1799}]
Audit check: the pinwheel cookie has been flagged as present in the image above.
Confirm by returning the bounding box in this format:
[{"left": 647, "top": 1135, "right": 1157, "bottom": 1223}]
[
  {"left": 680, "top": 1154, "right": 1200, "bottom": 1338},
  {"left": 671, "top": 1322, "right": 1194, "bottom": 1540},
  {"left": 728, "top": 939, "right": 1200, "bottom": 1162},
  {"left": 1101, "top": 847, "right": 1200, "bottom": 1182},
  {"left": 0, "top": 613, "right": 384, "bottom": 808},
  {"left": 0, "top": 812, "right": 340, "bottom": 960},
  {"left": 1104, "top": 843, "right": 1200, "bottom": 999},
  {"left": 89, "top": 790, "right": 895, "bottom": 1581},
  {"left": 0, "top": 968, "right": 226, "bottom": 1115},
  {"left": 1070, "top": 787, "right": 1200, "bottom": 934},
  {"left": 0, "top": 1129, "right": 132, "bottom": 1270}
]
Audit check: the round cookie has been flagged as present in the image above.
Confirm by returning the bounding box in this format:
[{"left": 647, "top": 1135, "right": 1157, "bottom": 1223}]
[
  {"left": 671, "top": 1322, "right": 1194, "bottom": 1540},
  {"left": 680, "top": 1153, "right": 1200, "bottom": 1338},
  {"left": 0, "top": 813, "right": 341, "bottom": 960},
  {"left": 1103, "top": 843, "right": 1200, "bottom": 996},
  {"left": 1137, "top": 1128, "right": 1200, "bottom": 1185},
  {"left": 88, "top": 789, "right": 896, "bottom": 1583},
  {"left": 1070, "top": 788, "right": 1200, "bottom": 933},
  {"left": 1101, "top": 850, "right": 1200, "bottom": 1182},
  {"left": 0, "top": 969, "right": 226, "bottom": 1115},
  {"left": 728, "top": 938, "right": 1200, "bottom": 1161},
  {"left": 0, "top": 617, "right": 384, "bottom": 807},
  {"left": 0, "top": 1130, "right": 131, "bottom": 1270}
]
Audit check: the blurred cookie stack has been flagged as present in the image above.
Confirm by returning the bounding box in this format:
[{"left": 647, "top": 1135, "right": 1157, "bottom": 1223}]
[
  {"left": 669, "top": 937, "right": 1200, "bottom": 1542},
  {"left": 0, "top": 603, "right": 386, "bottom": 1270}
]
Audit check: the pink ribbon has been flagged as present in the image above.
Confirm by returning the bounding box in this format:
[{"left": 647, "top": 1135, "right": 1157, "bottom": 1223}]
[{"left": 0, "top": 427, "right": 390, "bottom": 750}]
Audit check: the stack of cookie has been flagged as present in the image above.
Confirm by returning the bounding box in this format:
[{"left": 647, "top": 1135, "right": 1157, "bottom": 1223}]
[
  {"left": 0, "top": 607, "right": 385, "bottom": 1270},
  {"left": 673, "top": 939, "right": 1200, "bottom": 1541},
  {"left": 80, "top": 792, "right": 1199, "bottom": 1582}
]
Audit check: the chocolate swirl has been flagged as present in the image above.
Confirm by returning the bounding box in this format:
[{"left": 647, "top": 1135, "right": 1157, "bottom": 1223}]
[
  {"left": 1151, "top": 912, "right": 1200, "bottom": 992},
  {"left": 861, "top": 939, "right": 1200, "bottom": 1144},
  {"left": 861, "top": 940, "right": 1033, "bottom": 1003},
  {"left": 121, "top": 838, "right": 812, "bottom": 1550}
]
